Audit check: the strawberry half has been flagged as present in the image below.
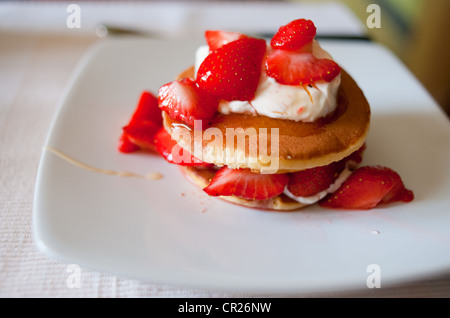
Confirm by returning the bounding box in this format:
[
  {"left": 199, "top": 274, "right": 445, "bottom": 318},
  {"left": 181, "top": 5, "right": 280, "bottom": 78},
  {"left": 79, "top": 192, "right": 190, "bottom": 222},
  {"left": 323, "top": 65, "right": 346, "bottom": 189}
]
[
  {"left": 205, "top": 30, "right": 248, "bottom": 51},
  {"left": 271, "top": 19, "right": 316, "bottom": 51},
  {"left": 154, "top": 127, "right": 212, "bottom": 167},
  {"left": 319, "top": 166, "right": 414, "bottom": 210},
  {"left": 158, "top": 78, "right": 219, "bottom": 129},
  {"left": 119, "top": 91, "right": 162, "bottom": 153},
  {"left": 196, "top": 37, "right": 266, "bottom": 101},
  {"left": 265, "top": 49, "right": 341, "bottom": 86},
  {"left": 287, "top": 161, "right": 344, "bottom": 197},
  {"left": 203, "top": 167, "right": 289, "bottom": 200}
]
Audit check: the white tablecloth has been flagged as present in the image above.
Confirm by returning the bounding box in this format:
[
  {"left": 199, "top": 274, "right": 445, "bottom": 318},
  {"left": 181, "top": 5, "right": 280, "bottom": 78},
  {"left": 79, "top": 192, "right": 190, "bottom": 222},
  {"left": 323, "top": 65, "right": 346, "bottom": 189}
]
[{"left": 1, "top": 1, "right": 450, "bottom": 298}]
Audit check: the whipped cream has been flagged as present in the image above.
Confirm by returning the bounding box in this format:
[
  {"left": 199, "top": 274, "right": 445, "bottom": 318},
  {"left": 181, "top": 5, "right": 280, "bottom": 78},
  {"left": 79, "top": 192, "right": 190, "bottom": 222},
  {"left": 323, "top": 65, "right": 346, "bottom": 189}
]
[{"left": 194, "top": 40, "right": 341, "bottom": 122}]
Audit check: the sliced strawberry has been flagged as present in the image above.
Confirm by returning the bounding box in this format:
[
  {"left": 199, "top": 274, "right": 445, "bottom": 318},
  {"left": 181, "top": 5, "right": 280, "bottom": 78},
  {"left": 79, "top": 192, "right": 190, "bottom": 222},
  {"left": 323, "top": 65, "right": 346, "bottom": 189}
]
[
  {"left": 158, "top": 78, "right": 218, "bottom": 129},
  {"left": 122, "top": 121, "right": 161, "bottom": 152},
  {"left": 271, "top": 19, "right": 316, "bottom": 51},
  {"left": 196, "top": 37, "right": 266, "bottom": 101},
  {"left": 286, "top": 144, "right": 366, "bottom": 197},
  {"left": 287, "top": 161, "right": 344, "bottom": 197},
  {"left": 128, "top": 90, "right": 162, "bottom": 126},
  {"left": 319, "top": 166, "right": 414, "bottom": 210},
  {"left": 203, "top": 167, "right": 289, "bottom": 200},
  {"left": 118, "top": 132, "right": 140, "bottom": 153},
  {"left": 381, "top": 169, "right": 414, "bottom": 204},
  {"left": 153, "top": 127, "right": 212, "bottom": 167},
  {"left": 119, "top": 91, "right": 162, "bottom": 153},
  {"left": 265, "top": 49, "right": 341, "bottom": 86},
  {"left": 205, "top": 30, "right": 248, "bottom": 51}
]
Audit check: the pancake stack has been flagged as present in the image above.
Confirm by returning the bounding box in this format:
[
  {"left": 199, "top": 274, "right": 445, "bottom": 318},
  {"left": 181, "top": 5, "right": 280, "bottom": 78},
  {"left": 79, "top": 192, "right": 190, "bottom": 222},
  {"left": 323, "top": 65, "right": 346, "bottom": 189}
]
[
  {"left": 163, "top": 66, "right": 370, "bottom": 210},
  {"left": 120, "top": 18, "right": 413, "bottom": 211}
]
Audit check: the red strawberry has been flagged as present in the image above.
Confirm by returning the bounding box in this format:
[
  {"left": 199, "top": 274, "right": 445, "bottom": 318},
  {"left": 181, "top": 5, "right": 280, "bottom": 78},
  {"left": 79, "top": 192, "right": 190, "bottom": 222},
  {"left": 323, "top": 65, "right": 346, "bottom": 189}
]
[
  {"left": 122, "top": 121, "right": 161, "bottom": 152},
  {"left": 287, "top": 161, "right": 344, "bottom": 197},
  {"left": 203, "top": 167, "right": 289, "bottom": 200},
  {"left": 271, "top": 19, "right": 316, "bottom": 51},
  {"left": 118, "top": 132, "right": 140, "bottom": 153},
  {"left": 158, "top": 78, "right": 218, "bottom": 129},
  {"left": 286, "top": 144, "right": 366, "bottom": 197},
  {"left": 153, "top": 127, "right": 213, "bottom": 167},
  {"left": 196, "top": 37, "right": 266, "bottom": 101},
  {"left": 119, "top": 91, "right": 162, "bottom": 153},
  {"left": 319, "top": 166, "right": 414, "bottom": 210},
  {"left": 128, "top": 90, "right": 162, "bottom": 126},
  {"left": 265, "top": 49, "right": 341, "bottom": 86},
  {"left": 381, "top": 169, "right": 415, "bottom": 204},
  {"left": 205, "top": 30, "right": 248, "bottom": 51}
]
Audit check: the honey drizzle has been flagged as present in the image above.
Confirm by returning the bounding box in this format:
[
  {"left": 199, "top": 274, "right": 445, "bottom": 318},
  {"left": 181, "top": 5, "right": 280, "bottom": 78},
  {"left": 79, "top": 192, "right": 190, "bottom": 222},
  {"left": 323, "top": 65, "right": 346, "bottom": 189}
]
[
  {"left": 44, "top": 146, "right": 163, "bottom": 180},
  {"left": 302, "top": 84, "right": 314, "bottom": 104}
]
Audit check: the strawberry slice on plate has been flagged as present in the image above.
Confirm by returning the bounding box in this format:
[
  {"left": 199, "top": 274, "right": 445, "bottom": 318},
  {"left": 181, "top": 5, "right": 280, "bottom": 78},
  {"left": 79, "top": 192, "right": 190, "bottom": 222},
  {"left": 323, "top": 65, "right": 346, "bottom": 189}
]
[
  {"left": 205, "top": 30, "right": 248, "bottom": 51},
  {"left": 270, "top": 18, "right": 316, "bottom": 51},
  {"left": 203, "top": 167, "right": 289, "bottom": 200},
  {"left": 196, "top": 37, "right": 266, "bottom": 101},
  {"left": 319, "top": 166, "right": 414, "bottom": 210},
  {"left": 118, "top": 132, "right": 140, "bottom": 153},
  {"left": 154, "top": 127, "right": 212, "bottom": 167},
  {"left": 128, "top": 90, "right": 162, "bottom": 127},
  {"left": 158, "top": 78, "right": 219, "bottom": 129},
  {"left": 265, "top": 49, "right": 341, "bottom": 86},
  {"left": 119, "top": 91, "right": 162, "bottom": 153},
  {"left": 381, "top": 169, "right": 415, "bottom": 204},
  {"left": 122, "top": 121, "right": 161, "bottom": 152}
]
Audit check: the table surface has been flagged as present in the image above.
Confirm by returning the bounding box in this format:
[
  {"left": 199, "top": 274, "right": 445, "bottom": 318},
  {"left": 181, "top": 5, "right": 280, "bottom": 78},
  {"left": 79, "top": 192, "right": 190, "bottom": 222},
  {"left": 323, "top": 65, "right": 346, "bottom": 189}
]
[{"left": 1, "top": 1, "right": 450, "bottom": 298}]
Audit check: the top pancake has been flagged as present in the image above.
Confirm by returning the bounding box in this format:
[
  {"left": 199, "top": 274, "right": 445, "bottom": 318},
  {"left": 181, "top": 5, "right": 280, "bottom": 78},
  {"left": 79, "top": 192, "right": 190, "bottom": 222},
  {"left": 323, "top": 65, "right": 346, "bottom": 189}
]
[{"left": 162, "top": 66, "right": 370, "bottom": 173}]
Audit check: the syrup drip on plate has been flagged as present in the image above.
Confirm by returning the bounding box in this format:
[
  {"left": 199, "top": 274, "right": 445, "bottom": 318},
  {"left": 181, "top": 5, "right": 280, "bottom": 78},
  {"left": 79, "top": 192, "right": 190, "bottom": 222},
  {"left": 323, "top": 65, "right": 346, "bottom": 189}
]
[{"left": 44, "top": 146, "right": 163, "bottom": 180}]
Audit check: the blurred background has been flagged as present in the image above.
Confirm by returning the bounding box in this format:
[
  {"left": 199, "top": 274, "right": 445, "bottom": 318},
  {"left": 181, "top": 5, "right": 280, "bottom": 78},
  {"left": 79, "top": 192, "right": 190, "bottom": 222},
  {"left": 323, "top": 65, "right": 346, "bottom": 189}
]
[
  {"left": 340, "top": 0, "right": 450, "bottom": 117},
  {"left": 1, "top": 0, "right": 449, "bottom": 116}
]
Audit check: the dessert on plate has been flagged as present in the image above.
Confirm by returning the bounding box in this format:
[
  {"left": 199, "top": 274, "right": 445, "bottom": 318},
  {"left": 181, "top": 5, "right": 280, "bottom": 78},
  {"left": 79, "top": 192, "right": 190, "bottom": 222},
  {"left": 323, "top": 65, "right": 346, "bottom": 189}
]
[{"left": 118, "top": 19, "right": 414, "bottom": 211}]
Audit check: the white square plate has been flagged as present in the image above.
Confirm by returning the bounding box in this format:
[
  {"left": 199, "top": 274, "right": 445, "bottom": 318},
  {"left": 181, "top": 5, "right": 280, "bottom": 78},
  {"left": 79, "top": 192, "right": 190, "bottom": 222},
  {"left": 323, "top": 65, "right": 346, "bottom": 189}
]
[{"left": 33, "top": 37, "right": 450, "bottom": 294}]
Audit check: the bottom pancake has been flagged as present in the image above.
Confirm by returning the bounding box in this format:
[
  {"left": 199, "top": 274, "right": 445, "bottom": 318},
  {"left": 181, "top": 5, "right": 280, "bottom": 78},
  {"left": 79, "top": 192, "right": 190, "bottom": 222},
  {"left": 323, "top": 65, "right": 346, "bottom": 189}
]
[{"left": 180, "top": 166, "right": 306, "bottom": 211}]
